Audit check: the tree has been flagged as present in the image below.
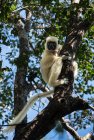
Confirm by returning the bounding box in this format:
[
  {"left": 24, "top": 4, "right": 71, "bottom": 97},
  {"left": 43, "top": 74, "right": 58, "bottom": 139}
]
[{"left": 0, "top": 0, "right": 94, "bottom": 140}]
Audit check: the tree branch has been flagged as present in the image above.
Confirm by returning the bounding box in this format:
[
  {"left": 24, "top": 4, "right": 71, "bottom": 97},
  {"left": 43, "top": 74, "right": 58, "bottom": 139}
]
[
  {"left": 16, "top": 19, "right": 28, "bottom": 39},
  {"left": 25, "top": 10, "right": 32, "bottom": 32},
  {"left": 13, "top": 3, "right": 94, "bottom": 140},
  {"left": 61, "top": 118, "right": 81, "bottom": 140},
  {"left": 13, "top": 16, "right": 94, "bottom": 140},
  {"left": 88, "top": 105, "right": 94, "bottom": 111},
  {"left": 82, "top": 133, "right": 93, "bottom": 140},
  {"left": 61, "top": 118, "right": 93, "bottom": 140},
  {"left": 13, "top": 96, "right": 92, "bottom": 140}
]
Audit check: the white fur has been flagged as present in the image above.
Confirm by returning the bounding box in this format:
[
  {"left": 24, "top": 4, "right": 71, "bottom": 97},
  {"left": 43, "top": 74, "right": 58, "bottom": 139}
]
[
  {"left": 3, "top": 36, "right": 78, "bottom": 133},
  {"left": 3, "top": 90, "right": 54, "bottom": 132},
  {"left": 46, "top": 36, "right": 58, "bottom": 43},
  {"left": 72, "top": 61, "right": 78, "bottom": 78}
]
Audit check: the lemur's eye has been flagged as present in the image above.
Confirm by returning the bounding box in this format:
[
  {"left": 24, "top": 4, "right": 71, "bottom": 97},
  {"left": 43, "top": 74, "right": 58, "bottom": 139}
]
[{"left": 47, "top": 42, "right": 56, "bottom": 50}]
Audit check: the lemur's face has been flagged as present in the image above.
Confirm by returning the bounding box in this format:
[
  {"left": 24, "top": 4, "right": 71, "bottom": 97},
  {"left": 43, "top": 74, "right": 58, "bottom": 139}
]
[{"left": 47, "top": 41, "right": 57, "bottom": 50}]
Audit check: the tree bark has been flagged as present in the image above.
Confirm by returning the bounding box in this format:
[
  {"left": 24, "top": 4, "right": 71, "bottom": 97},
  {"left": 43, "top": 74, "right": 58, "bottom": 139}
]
[
  {"left": 13, "top": 2, "right": 94, "bottom": 139},
  {"left": 13, "top": 11, "right": 32, "bottom": 136},
  {"left": 13, "top": 96, "right": 90, "bottom": 140},
  {"left": 13, "top": 17, "right": 93, "bottom": 139}
]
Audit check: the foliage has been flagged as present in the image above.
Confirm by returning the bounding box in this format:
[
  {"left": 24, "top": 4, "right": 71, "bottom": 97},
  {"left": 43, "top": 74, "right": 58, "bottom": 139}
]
[{"left": 0, "top": 0, "right": 94, "bottom": 139}]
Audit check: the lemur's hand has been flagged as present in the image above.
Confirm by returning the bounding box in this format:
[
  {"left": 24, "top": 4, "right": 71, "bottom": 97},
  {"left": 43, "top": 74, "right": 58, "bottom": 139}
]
[
  {"left": 62, "top": 55, "right": 72, "bottom": 60},
  {"left": 59, "top": 78, "right": 68, "bottom": 85}
]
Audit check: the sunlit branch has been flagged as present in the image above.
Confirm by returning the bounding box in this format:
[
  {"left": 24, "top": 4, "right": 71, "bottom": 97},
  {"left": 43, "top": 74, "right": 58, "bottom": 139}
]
[
  {"left": 61, "top": 118, "right": 93, "bottom": 140},
  {"left": 61, "top": 118, "right": 81, "bottom": 140}
]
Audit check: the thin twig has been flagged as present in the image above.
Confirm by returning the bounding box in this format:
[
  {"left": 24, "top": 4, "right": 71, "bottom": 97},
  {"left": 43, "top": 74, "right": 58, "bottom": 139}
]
[{"left": 89, "top": 105, "right": 94, "bottom": 111}]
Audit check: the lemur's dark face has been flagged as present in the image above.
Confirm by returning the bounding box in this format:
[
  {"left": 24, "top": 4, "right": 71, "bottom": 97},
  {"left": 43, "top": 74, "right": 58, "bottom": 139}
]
[{"left": 47, "top": 41, "right": 57, "bottom": 50}]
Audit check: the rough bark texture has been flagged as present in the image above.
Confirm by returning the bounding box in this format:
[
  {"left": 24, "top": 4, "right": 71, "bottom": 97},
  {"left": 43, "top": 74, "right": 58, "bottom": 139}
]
[
  {"left": 12, "top": 2, "right": 94, "bottom": 139},
  {"left": 14, "top": 38, "right": 29, "bottom": 134},
  {"left": 13, "top": 96, "right": 90, "bottom": 140},
  {"left": 14, "top": 11, "right": 32, "bottom": 136},
  {"left": 13, "top": 16, "right": 93, "bottom": 139}
]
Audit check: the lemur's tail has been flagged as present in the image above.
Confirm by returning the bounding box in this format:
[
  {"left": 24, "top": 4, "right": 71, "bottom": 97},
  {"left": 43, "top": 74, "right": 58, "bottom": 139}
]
[{"left": 3, "top": 90, "right": 54, "bottom": 133}]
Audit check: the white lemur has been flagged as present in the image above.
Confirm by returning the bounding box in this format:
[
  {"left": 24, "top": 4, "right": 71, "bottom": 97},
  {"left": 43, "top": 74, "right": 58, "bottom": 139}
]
[{"left": 4, "top": 36, "right": 78, "bottom": 132}]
